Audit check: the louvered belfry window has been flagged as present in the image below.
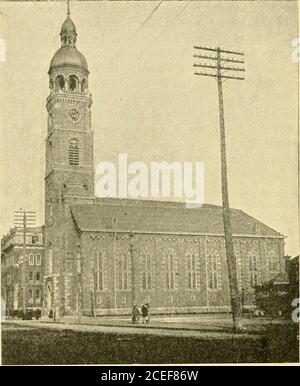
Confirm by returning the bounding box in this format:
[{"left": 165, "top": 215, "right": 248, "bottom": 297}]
[{"left": 69, "top": 139, "right": 79, "bottom": 166}]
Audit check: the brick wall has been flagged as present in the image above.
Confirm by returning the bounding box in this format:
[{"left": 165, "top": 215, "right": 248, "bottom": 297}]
[{"left": 74, "top": 231, "right": 285, "bottom": 316}]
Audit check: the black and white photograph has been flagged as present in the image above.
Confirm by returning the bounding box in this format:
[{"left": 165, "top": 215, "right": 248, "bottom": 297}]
[{"left": 0, "top": 0, "right": 299, "bottom": 366}]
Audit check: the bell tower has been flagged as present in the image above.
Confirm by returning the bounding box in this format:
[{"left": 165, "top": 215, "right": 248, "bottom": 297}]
[
  {"left": 44, "top": 4, "right": 95, "bottom": 317},
  {"left": 45, "top": 4, "right": 94, "bottom": 228}
]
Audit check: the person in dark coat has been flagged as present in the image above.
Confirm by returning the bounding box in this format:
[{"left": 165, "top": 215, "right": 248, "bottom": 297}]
[
  {"left": 132, "top": 304, "right": 140, "bottom": 324},
  {"left": 141, "top": 303, "right": 150, "bottom": 324},
  {"left": 35, "top": 309, "right": 41, "bottom": 320}
]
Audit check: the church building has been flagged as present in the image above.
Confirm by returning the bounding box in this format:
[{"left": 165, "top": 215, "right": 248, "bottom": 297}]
[{"left": 44, "top": 8, "right": 285, "bottom": 317}]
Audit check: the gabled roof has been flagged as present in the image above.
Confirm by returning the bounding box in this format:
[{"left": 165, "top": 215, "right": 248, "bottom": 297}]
[{"left": 70, "top": 198, "right": 283, "bottom": 237}]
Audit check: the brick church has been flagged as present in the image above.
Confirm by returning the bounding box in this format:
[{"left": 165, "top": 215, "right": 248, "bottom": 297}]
[{"left": 44, "top": 9, "right": 285, "bottom": 317}]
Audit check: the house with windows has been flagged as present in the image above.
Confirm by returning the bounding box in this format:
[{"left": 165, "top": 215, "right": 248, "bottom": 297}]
[
  {"left": 1, "top": 226, "right": 45, "bottom": 315},
  {"left": 42, "top": 9, "right": 286, "bottom": 317}
]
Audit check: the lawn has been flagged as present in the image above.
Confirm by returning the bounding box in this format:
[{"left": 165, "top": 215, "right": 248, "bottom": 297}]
[{"left": 1, "top": 323, "right": 299, "bottom": 365}]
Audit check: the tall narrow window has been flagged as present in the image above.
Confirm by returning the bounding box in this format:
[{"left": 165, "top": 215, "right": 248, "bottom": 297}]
[
  {"left": 69, "top": 139, "right": 79, "bottom": 166},
  {"left": 118, "top": 252, "right": 128, "bottom": 290},
  {"left": 249, "top": 252, "right": 258, "bottom": 288},
  {"left": 268, "top": 249, "right": 279, "bottom": 272},
  {"left": 187, "top": 252, "right": 198, "bottom": 290},
  {"left": 81, "top": 78, "right": 88, "bottom": 93},
  {"left": 29, "top": 253, "right": 34, "bottom": 266},
  {"left": 69, "top": 75, "right": 78, "bottom": 91},
  {"left": 235, "top": 252, "right": 243, "bottom": 291},
  {"left": 95, "top": 251, "right": 104, "bottom": 290},
  {"left": 207, "top": 250, "right": 220, "bottom": 290},
  {"left": 56, "top": 75, "right": 65, "bottom": 91},
  {"left": 36, "top": 254, "right": 41, "bottom": 265},
  {"left": 165, "top": 250, "right": 177, "bottom": 290},
  {"left": 28, "top": 289, "right": 33, "bottom": 303},
  {"left": 48, "top": 249, "right": 53, "bottom": 274},
  {"left": 142, "top": 254, "right": 152, "bottom": 290},
  {"left": 77, "top": 251, "right": 81, "bottom": 274}
]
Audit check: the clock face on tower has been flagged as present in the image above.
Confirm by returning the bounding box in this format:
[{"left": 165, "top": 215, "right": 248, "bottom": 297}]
[{"left": 68, "top": 108, "right": 80, "bottom": 123}]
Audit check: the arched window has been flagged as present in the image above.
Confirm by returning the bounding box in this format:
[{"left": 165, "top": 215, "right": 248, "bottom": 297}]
[
  {"left": 249, "top": 252, "right": 258, "bottom": 288},
  {"left": 69, "top": 139, "right": 79, "bottom": 166},
  {"left": 77, "top": 250, "right": 82, "bottom": 274},
  {"left": 165, "top": 249, "right": 178, "bottom": 290},
  {"left": 29, "top": 253, "right": 34, "bottom": 265},
  {"left": 207, "top": 249, "right": 221, "bottom": 290},
  {"left": 69, "top": 75, "right": 78, "bottom": 91},
  {"left": 142, "top": 253, "right": 152, "bottom": 290},
  {"left": 187, "top": 251, "right": 198, "bottom": 290},
  {"left": 117, "top": 251, "right": 129, "bottom": 290},
  {"left": 95, "top": 251, "right": 105, "bottom": 290},
  {"left": 81, "top": 78, "right": 88, "bottom": 93},
  {"left": 28, "top": 289, "right": 33, "bottom": 302},
  {"left": 48, "top": 249, "right": 53, "bottom": 274},
  {"left": 55, "top": 75, "right": 65, "bottom": 91}
]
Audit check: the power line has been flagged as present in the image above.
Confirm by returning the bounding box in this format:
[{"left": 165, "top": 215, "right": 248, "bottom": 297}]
[
  {"left": 130, "top": 0, "right": 164, "bottom": 39},
  {"left": 138, "top": 0, "right": 192, "bottom": 60},
  {"left": 107, "top": 1, "right": 164, "bottom": 68}
]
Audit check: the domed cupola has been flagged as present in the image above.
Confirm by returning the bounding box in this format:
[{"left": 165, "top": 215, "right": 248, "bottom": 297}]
[
  {"left": 48, "top": 2, "right": 89, "bottom": 94},
  {"left": 49, "top": 3, "right": 89, "bottom": 75}
]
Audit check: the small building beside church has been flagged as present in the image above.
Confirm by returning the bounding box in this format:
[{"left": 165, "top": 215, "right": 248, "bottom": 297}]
[
  {"left": 43, "top": 9, "right": 286, "bottom": 317},
  {"left": 1, "top": 226, "right": 45, "bottom": 316}
]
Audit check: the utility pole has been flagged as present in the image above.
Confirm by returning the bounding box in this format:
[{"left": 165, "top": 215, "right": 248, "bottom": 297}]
[
  {"left": 129, "top": 231, "right": 136, "bottom": 305},
  {"left": 113, "top": 218, "right": 117, "bottom": 310},
  {"left": 14, "top": 210, "right": 36, "bottom": 315},
  {"left": 193, "top": 46, "right": 245, "bottom": 331}
]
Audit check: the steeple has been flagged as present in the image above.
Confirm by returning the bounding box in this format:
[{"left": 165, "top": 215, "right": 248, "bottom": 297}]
[
  {"left": 67, "top": 0, "right": 70, "bottom": 16},
  {"left": 49, "top": 1, "right": 88, "bottom": 74},
  {"left": 60, "top": 0, "right": 77, "bottom": 46}
]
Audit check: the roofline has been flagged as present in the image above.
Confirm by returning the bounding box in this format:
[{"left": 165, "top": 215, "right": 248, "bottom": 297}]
[
  {"left": 78, "top": 228, "right": 285, "bottom": 238},
  {"left": 71, "top": 200, "right": 284, "bottom": 238},
  {"left": 238, "top": 209, "right": 284, "bottom": 238},
  {"left": 92, "top": 197, "right": 223, "bottom": 209}
]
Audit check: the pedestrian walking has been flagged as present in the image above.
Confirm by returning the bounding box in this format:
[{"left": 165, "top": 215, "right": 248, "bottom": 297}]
[
  {"left": 132, "top": 304, "right": 140, "bottom": 324},
  {"left": 141, "top": 303, "right": 150, "bottom": 324}
]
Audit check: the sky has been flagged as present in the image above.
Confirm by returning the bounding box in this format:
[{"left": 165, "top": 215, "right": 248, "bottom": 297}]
[{"left": 0, "top": 0, "right": 299, "bottom": 256}]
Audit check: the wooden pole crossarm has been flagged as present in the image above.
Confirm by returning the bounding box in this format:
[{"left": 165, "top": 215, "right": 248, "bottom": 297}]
[
  {"left": 194, "top": 63, "right": 245, "bottom": 72},
  {"left": 194, "top": 45, "right": 244, "bottom": 56},
  {"left": 221, "top": 57, "right": 245, "bottom": 64},
  {"left": 193, "top": 54, "right": 217, "bottom": 61},
  {"left": 194, "top": 72, "right": 245, "bottom": 80}
]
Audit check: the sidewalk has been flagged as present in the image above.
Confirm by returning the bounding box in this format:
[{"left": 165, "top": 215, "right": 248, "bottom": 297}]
[{"left": 3, "top": 314, "right": 290, "bottom": 339}]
